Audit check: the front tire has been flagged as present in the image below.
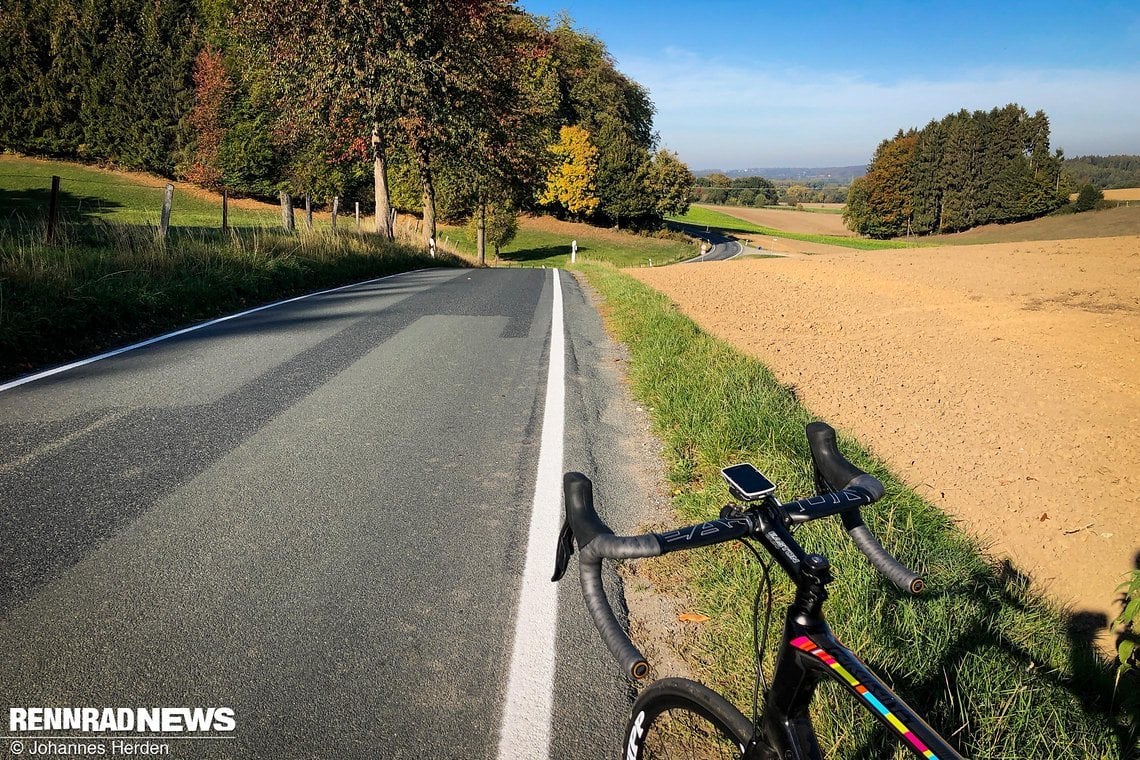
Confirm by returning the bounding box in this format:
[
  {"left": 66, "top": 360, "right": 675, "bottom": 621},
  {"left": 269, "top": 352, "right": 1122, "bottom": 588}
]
[{"left": 624, "top": 677, "right": 755, "bottom": 759}]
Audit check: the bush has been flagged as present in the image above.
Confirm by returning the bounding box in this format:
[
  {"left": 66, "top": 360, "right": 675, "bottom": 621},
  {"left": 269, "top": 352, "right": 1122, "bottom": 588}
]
[{"left": 1074, "top": 184, "right": 1104, "bottom": 212}]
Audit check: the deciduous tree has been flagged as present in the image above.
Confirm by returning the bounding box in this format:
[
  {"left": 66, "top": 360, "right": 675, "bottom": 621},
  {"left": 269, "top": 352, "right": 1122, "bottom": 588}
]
[{"left": 539, "top": 125, "right": 600, "bottom": 218}]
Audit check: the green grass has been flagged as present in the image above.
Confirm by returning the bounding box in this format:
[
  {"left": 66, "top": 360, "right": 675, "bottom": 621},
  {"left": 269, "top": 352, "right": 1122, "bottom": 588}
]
[
  {"left": 670, "top": 206, "right": 920, "bottom": 250},
  {"left": 439, "top": 220, "right": 694, "bottom": 268},
  {"left": 577, "top": 262, "right": 1138, "bottom": 759},
  {"left": 0, "top": 156, "right": 463, "bottom": 380},
  {"left": 0, "top": 155, "right": 284, "bottom": 230}
]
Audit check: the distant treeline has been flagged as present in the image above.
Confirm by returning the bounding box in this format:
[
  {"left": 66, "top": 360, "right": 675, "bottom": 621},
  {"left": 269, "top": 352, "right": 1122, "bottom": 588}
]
[
  {"left": 844, "top": 104, "right": 1068, "bottom": 238},
  {"left": 1062, "top": 155, "right": 1140, "bottom": 190},
  {"left": 690, "top": 174, "right": 847, "bottom": 206},
  {"left": 0, "top": 1, "right": 693, "bottom": 241},
  {"left": 695, "top": 166, "right": 866, "bottom": 183}
]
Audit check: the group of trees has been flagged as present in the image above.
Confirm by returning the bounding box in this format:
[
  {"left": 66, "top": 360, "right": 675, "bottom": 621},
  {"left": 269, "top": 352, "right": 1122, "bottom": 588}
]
[
  {"left": 1063, "top": 154, "right": 1140, "bottom": 189},
  {"left": 0, "top": 0, "right": 199, "bottom": 177},
  {"left": 0, "top": 1, "right": 693, "bottom": 260},
  {"left": 691, "top": 174, "right": 848, "bottom": 207},
  {"left": 844, "top": 104, "right": 1068, "bottom": 238},
  {"left": 691, "top": 175, "right": 779, "bottom": 207}
]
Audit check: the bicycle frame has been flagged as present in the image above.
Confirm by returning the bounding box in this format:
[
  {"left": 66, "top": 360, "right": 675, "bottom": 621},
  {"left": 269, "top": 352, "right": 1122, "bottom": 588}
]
[{"left": 741, "top": 513, "right": 963, "bottom": 760}]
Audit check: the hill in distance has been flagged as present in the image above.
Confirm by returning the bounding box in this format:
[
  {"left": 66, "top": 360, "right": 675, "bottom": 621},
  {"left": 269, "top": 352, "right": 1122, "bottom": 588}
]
[{"left": 694, "top": 166, "right": 866, "bottom": 182}]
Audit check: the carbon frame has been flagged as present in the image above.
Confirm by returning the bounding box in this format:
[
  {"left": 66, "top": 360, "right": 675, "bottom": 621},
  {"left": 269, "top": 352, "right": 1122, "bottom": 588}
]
[{"left": 736, "top": 515, "right": 964, "bottom": 760}]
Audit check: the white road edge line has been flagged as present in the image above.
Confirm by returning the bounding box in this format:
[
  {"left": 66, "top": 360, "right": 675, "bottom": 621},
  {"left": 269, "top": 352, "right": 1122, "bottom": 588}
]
[
  {"left": 497, "top": 268, "right": 565, "bottom": 760},
  {"left": 0, "top": 268, "right": 438, "bottom": 394}
]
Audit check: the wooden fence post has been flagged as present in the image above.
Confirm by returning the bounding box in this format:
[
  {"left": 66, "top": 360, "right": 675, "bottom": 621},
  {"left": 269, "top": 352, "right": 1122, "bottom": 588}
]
[
  {"left": 305, "top": 194, "right": 313, "bottom": 230},
  {"left": 280, "top": 192, "right": 295, "bottom": 231},
  {"left": 331, "top": 196, "right": 339, "bottom": 232},
  {"left": 221, "top": 188, "right": 229, "bottom": 232},
  {"left": 46, "top": 175, "right": 61, "bottom": 244},
  {"left": 159, "top": 183, "right": 174, "bottom": 240}
]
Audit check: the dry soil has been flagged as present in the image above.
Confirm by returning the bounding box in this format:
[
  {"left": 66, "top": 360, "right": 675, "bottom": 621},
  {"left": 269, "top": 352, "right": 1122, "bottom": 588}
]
[{"left": 632, "top": 235, "right": 1140, "bottom": 640}]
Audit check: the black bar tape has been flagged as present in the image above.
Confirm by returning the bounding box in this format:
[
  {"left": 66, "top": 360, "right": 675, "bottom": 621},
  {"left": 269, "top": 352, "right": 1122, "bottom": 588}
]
[
  {"left": 579, "top": 534, "right": 662, "bottom": 679},
  {"left": 563, "top": 472, "right": 663, "bottom": 678},
  {"left": 841, "top": 511, "right": 924, "bottom": 595}
]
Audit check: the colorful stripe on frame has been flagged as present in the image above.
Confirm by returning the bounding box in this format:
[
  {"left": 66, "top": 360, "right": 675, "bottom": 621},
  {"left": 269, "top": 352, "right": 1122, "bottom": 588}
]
[{"left": 790, "top": 635, "right": 938, "bottom": 760}]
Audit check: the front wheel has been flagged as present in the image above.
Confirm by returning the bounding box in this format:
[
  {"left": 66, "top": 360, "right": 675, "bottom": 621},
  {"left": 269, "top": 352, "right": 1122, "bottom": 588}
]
[{"left": 624, "top": 677, "right": 758, "bottom": 759}]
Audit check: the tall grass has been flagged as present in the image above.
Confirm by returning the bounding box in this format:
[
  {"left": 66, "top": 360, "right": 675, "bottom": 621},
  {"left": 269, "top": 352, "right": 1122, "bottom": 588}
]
[
  {"left": 578, "top": 262, "right": 1137, "bottom": 759},
  {"left": 0, "top": 220, "right": 460, "bottom": 379}
]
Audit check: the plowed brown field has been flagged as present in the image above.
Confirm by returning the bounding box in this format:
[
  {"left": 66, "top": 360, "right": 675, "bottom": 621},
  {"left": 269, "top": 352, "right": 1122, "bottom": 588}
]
[{"left": 632, "top": 236, "right": 1140, "bottom": 640}]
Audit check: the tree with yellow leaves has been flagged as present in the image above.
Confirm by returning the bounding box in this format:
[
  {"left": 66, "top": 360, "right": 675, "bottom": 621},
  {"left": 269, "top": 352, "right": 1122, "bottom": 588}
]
[{"left": 539, "top": 125, "right": 600, "bottom": 218}]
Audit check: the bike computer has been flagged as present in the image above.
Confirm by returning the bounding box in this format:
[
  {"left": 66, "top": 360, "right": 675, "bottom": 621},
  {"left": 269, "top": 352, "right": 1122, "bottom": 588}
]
[{"left": 721, "top": 463, "right": 777, "bottom": 501}]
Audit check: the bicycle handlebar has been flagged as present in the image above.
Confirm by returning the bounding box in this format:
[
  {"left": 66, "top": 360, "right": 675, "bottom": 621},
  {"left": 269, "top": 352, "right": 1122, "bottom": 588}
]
[
  {"left": 805, "top": 422, "right": 924, "bottom": 594},
  {"left": 557, "top": 472, "right": 660, "bottom": 678},
  {"left": 554, "top": 422, "right": 925, "bottom": 679}
]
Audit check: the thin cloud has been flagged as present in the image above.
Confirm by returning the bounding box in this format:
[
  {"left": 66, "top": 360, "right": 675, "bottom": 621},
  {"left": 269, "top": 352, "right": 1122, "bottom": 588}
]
[{"left": 622, "top": 50, "right": 1140, "bottom": 168}]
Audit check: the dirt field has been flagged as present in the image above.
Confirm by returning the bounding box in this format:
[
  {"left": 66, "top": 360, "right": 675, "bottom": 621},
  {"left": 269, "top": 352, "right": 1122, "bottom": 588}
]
[
  {"left": 701, "top": 203, "right": 854, "bottom": 236},
  {"left": 1068, "top": 187, "right": 1140, "bottom": 202},
  {"left": 1104, "top": 188, "right": 1140, "bottom": 201},
  {"left": 632, "top": 235, "right": 1140, "bottom": 642}
]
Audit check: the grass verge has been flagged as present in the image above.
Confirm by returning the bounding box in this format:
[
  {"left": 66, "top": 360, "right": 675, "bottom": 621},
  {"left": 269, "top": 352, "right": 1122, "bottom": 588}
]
[
  {"left": 577, "top": 262, "right": 1137, "bottom": 759},
  {"left": 440, "top": 217, "right": 693, "bottom": 268},
  {"left": 670, "top": 206, "right": 920, "bottom": 250},
  {"left": 0, "top": 223, "right": 461, "bottom": 380}
]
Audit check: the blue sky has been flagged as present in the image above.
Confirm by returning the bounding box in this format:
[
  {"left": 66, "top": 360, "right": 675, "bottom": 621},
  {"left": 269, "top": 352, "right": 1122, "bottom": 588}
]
[{"left": 519, "top": 0, "right": 1140, "bottom": 169}]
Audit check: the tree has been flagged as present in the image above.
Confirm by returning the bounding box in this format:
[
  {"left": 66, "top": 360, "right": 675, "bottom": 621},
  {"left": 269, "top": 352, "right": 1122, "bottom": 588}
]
[
  {"left": 466, "top": 202, "right": 519, "bottom": 261},
  {"left": 233, "top": 0, "right": 402, "bottom": 237},
  {"left": 595, "top": 119, "right": 654, "bottom": 228},
  {"left": 180, "top": 47, "right": 231, "bottom": 188},
  {"left": 843, "top": 131, "right": 916, "bottom": 237},
  {"left": 1074, "top": 184, "right": 1103, "bottom": 212},
  {"left": 539, "top": 125, "right": 600, "bottom": 218},
  {"left": 646, "top": 149, "right": 693, "bottom": 217}
]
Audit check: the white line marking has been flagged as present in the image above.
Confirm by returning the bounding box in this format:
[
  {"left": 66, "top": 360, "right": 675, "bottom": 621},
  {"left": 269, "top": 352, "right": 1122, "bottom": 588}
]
[
  {"left": 0, "top": 269, "right": 438, "bottom": 394},
  {"left": 497, "top": 268, "right": 565, "bottom": 760}
]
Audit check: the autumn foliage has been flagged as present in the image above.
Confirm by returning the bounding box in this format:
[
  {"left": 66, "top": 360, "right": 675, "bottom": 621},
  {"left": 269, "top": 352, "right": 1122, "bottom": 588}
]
[
  {"left": 182, "top": 48, "right": 231, "bottom": 188},
  {"left": 539, "top": 125, "right": 600, "bottom": 217}
]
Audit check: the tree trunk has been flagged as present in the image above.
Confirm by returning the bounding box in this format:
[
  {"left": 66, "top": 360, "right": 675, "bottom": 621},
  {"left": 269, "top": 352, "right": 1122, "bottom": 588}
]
[
  {"left": 415, "top": 145, "right": 436, "bottom": 251},
  {"left": 373, "top": 127, "right": 393, "bottom": 240},
  {"left": 421, "top": 177, "right": 436, "bottom": 252},
  {"left": 476, "top": 196, "right": 487, "bottom": 267}
]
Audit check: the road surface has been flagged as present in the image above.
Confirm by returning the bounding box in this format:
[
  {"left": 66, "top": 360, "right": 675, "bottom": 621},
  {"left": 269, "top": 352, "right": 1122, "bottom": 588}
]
[{"left": 0, "top": 268, "right": 654, "bottom": 759}]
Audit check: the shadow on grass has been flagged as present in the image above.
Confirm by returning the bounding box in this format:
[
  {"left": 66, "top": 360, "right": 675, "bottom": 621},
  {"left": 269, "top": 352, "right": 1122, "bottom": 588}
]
[
  {"left": 845, "top": 560, "right": 1138, "bottom": 758},
  {"left": 499, "top": 243, "right": 575, "bottom": 263},
  {"left": 669, "top": 217, "right": 761, "bottom": 237},
  {"left": 0, "top": 187, "right": 125, "bottom": 236}
]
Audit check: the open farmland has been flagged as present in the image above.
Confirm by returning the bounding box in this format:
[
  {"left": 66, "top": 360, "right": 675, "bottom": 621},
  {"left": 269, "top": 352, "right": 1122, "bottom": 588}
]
[
  {"left": 696, "top": 202, "right": 854, "bottom": 236},
  {"left": 1103, "top": 187, "right": 1140, "bottom": 201},
  {"left": 632, "top": 234, "right": 1140, "bottom": 643}
]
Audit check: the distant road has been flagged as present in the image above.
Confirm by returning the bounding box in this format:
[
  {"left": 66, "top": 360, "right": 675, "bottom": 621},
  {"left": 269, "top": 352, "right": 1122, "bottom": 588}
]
[
  {"left": 668, "top": 221, "right": 744, "bottom": 261},
  {"left": 0, "top": 268, "right": 651, "bottom": 758}
]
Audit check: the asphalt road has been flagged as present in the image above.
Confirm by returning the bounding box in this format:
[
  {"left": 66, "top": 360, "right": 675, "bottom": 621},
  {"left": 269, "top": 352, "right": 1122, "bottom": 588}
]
[
  {"left": 0, "top": 268, "right": 653, "bottom": 759},
  {"left": 669, "top": 222, "right": 743, "bottom": 262}
]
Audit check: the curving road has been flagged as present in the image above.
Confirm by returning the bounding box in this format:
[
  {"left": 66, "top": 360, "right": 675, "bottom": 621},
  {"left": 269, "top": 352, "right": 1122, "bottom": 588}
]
[{"left": 668, "top": 222, "right": 748, "bottom": 262}]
